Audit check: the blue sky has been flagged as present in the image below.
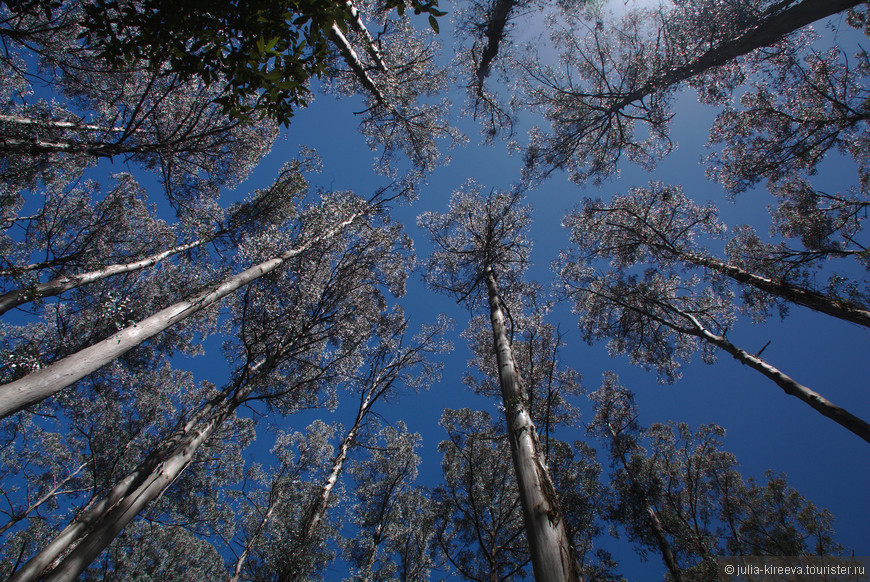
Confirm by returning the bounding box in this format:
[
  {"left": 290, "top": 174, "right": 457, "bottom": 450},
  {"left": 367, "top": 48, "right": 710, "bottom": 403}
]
[{"left": 160, "top": 2, "right": 870, "bottom": 578}]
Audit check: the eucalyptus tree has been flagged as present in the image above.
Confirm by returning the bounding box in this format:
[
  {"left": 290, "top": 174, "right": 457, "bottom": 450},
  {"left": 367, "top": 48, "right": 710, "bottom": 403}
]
[
  {"left": 0, "top": 363, "right": 237, "bottom": 580},
  {"left": 0, "top": 174, "right": 175, "bottom": 316},
  {"left": 5, "top": 181, "right": 413, "bottom": 581},
  {"left": 344, "top": 422, "right": 433, "bottom": 581},
  {"left": 433, "top": 408, "right": 530, "bottom": 582},
  {"left": 0, "top": 225, "right": 212, "bottom": 390},
  {"left": 587, "top": 373, "right": 698, "bottom": 582},
  {"left": 558, "top": 260, "right": 870, "bottom": 443},
  {"left": 461, "top": 310, "right": 584, "bottom": 454},
  {"left": 80, "top": 521, "right": 228, "bottom": 582},
  {"left": 1, "top": 0, "right": 446, "bottom": 127},
  {"left": 451, "top": 0, "right": 541, "bottom": 140},
  {"left": 321, "top": 5, "right": 464, "bottom": 176},
  {"left": 706, "top": 40, "right": 869, "bottom": 198},
  {"left": 0, "top": 155, "right": 312, "bottom": 317},
  {"left": 233, "top": 316, "right": 446, "bottom": 582},
  {"left": 0, "top": 4, "right": 282, "bottom": 213},
  {"left": 420, "top": 183, "right": 580, "bottom": 581},
  {"left": 588, "top": 373, "right": 841, "bottom": 579},
  {"left": 0, "top": 164, "right": 412, "bottom": 419},
  {"left": 520, "top": 0, "right": 864, "bottom": 184},
  {"left": 564, "top": 183, "right": 870, "bottom": 327},
  {"left": 0, "top": 62, "right": 277, "bottom": 213},
  {"left": 229, "top": 420, "right": 346, "bottom": 582}
]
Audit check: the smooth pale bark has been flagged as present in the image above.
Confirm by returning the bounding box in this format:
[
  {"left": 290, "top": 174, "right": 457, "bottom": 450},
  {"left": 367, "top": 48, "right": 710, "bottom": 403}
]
[
  {"left": 5, "top": 382, "right": 240, "bottom": 582},
  {"left": 0, "top": 114, "right": 133, "bottom": 155},
  {"left": 278, "top": 372, "right": 388, "bottom": 581},
  {"left": 40, "top": 386, "right": 249, "bottom": 582},
  {"left": 680, "top": 251, "right": 870, "bottom": 328},
  {"left": 0, "top": 136, "right": 113, "bottom": 156},
  {"left": 683, "top": 312, "right": 870, "bottom": 445},
  {"left": 605, "top": 422, "right": 682, "bottom": 582},
  {"left": 484, "top": 266, "right": 581, "bottom": 582},
  {"left": 343, "top": 0, "right": 388, "bottom": 72},
  {"left": 330, "top": 25, "right": 386, "bottom": 104},
  {"left": 589, "top": 285, "right": 870, "bottom": 444},
  {"left": 601, "top": 0, "right": 863, "bottom": 120},
  {"left": 230, "top": 498, "right": 279, "bottom": 582},
  {"left": 0, "top": 210, "right": 364, "bottom": 420},
  {"left": 0, "top": 237, "right": 211, "bottom": 316},
  {"left": 0, "top": 114, "right": 128, "bottom": 134}
]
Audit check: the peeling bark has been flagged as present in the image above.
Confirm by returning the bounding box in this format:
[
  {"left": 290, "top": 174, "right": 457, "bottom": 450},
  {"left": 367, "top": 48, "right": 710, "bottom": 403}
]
[{"left": 484, "top": 266, "right": 581, "bottom": 582}]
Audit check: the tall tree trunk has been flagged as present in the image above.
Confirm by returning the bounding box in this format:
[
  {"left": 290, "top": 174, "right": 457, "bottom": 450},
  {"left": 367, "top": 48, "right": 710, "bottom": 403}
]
[
  {"left": 5, "top": 381, "right": 244, "bottom": 582},
  {"left": 605, "top": 423, "right": 683, "bottom": 582},
  {"left": 343, "top": 0, "right": 388, "bottom": 72},
  {"left": 687, "top": 316, "right": 870, "bottom": 444},
  {"left": 0, "top": 114, "right": 127, "bottom": 134},
  {"left": 597, "top": 287, "right": 870, "bottom": 444},
  {"left": 680, "top": 251, "right": 870, "bottom": 328},
  {"left": 0, "top": 209, "right": 364, "bottom": 419},
  {"left": 484, "top": 266, "right": 581, "bottom": 582},
  {"left": 40, "top": 389, "right": 247, "bottom": 582},
  {"left": 278, "top": 384, "right": 381, "bottom": 581},
  {"left": 476, "top": 0, "right": 518, "bottom": 84},
  {"left": 330, "top": 25, "right": 386, "bottom": 104},
  {"left": 230, "top": 496, "right": 279, "bottom": 582},
  {"left": 604, "top": 0, "right": 863, "bottom": 119},
  {"left": 0, "top": 236, "right": 212, "bottom": 316}
]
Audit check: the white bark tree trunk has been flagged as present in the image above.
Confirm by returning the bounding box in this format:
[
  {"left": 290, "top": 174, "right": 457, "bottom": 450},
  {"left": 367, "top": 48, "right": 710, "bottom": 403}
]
[
  {"left": 0, "top": 210, "right": 364, "bottom": 419},
  {"left": 343, "top": 0, "right": 388, "bottom": 72},
  {"left": 40, "top": 392, "right": 245, "bottom": 582},
  {"left": 5, "top": 383, "right": 240, "bottom": 582},
  {"left": 484, "top": 266, "right": 581, "bottom": 582},
  {"left": 330, "top": 25, "right": 385, "bottom": 104},
  {"left": 680, "top": 251, "right": 870, "bottom": 328},
  {"left": 229, "top": 495, "right": 279, "bottom": 582},
  {"left": 278, "top": 388, "right": 378, "bottom": 581},
  {"left": 0, "top": 114, "right": 128, "bottom": 134},
  {"left": 690, "top": 318, "right": 870, "bottom": 444},
  {"left": 0, "top": 237, "right": 211, "bottom": 316}
]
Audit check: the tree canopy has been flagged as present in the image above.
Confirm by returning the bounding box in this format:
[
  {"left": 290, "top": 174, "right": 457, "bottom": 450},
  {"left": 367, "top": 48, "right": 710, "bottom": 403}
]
[{"left": 0, "top": 0, "right": 867, "bottom": 580}]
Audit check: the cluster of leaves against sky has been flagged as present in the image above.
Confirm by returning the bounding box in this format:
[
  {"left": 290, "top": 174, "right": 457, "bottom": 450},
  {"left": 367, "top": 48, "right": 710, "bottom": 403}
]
[{"left": 0, "top": 0, "right": 867, "bottom": 580}]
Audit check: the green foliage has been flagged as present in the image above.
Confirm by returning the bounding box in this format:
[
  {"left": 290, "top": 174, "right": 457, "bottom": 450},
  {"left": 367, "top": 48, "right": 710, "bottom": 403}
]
[{"left": 4, "top": 0, "right": 445, "bottom": 126}]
